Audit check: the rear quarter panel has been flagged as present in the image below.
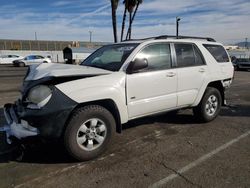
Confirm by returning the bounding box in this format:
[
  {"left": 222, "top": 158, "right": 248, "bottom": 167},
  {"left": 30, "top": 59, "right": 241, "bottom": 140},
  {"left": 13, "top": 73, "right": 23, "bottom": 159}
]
[{"left": 193, "top": 42, "right": 234, "bottom": 106}]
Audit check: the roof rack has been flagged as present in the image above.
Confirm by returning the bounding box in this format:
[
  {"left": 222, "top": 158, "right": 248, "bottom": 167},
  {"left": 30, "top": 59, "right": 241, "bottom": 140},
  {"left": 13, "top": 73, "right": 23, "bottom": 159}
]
[
  {"left": 123, "top": 35, "right": 216, "bottom": 42},
  {"left": 155, "top": 35, "right": 216, "bottom": 42}
]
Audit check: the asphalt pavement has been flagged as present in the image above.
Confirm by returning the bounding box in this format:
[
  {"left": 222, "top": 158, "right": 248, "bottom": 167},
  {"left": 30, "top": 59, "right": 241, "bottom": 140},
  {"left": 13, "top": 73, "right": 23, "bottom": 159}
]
[{"left": 0, "top": 64, "right": 249, "bottom": 188}]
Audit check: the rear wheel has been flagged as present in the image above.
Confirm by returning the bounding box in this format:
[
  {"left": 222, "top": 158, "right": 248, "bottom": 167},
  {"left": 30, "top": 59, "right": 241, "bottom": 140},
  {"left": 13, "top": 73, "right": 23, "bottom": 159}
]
[
  {"left": 64, "top": 105, "right": 115, "bottom": 161},
  {"left": 193, "top": 87, "right": 222, "bottom": 122},
  {"left": 43, "top": 61, "right": 48, "bottom": 63}
]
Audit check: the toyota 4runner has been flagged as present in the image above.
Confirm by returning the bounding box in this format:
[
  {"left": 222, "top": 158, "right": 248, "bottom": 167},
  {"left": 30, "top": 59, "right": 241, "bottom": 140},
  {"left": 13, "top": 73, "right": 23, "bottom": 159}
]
[{"left": 3, "top": 35, "right": 234, "bottom": 161}]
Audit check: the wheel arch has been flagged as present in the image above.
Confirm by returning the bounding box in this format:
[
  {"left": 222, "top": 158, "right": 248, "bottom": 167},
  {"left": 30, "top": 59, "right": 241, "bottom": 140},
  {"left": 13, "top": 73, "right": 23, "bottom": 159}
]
[
  {"left": 207, "top": 81, "right": 225, "bottom": 105},
  {"left": 194, "top": 80, "right": 225, "bottom": 106},
  {"left": 65, "top": 99, "right": 122, "bottom": 135}
]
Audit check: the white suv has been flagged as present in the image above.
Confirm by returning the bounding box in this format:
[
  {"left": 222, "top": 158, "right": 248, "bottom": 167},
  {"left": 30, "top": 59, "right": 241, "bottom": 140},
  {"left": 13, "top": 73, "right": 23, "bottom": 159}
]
[{"left": 3, "top": 36, "right": 234, "bottom": 161}]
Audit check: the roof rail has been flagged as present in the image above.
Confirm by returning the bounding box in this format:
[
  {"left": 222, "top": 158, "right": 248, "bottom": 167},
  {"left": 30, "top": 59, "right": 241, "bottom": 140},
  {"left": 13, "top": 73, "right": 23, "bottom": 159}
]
[
  {"left": 122, "top": 35, "right": 216, "bottom": 42},
  {"left": 155, "top": 35, "right": 216, "bottom": 42}
]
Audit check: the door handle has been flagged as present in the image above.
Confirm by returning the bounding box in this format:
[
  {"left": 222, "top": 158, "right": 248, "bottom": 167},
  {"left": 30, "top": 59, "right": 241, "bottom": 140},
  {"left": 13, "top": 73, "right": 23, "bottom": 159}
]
[
  {"left": 166, "top": 72, "right": 176, "bottom": 77},
  {"left": 199, "top": 68, "right": 206, "bottom": 73}
]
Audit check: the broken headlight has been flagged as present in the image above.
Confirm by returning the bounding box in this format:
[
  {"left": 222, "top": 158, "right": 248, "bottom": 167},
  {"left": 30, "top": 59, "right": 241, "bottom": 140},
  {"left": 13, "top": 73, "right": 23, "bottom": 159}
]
[{"left": 27, "top": 85, "right": 52, "bottom": 109}]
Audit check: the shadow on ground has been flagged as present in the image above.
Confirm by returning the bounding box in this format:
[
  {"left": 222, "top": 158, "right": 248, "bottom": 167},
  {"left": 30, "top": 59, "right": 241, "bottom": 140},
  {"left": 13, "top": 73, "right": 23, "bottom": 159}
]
[
  {"left": 0, "top": 104, "right": 249, "bottom": 164},
  {"left": 220, "top": 104, "right": 250, "bottom": 117}
]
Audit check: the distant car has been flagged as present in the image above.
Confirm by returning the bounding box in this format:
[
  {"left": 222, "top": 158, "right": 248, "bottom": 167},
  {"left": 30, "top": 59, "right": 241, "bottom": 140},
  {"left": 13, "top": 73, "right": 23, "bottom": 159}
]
[
  {"left": 232, "top": 57, "right": 250, "bottom": 71},
  {"left": 13, "top": 55, "right": 52, "bottom": 67},
  {"left": 0, "top": 55, "right": 23, "bottom": 64}
]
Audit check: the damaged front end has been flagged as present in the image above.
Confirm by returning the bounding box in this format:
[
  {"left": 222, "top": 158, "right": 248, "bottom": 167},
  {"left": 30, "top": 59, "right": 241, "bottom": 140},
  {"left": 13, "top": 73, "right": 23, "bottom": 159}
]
[
  {"left": 2, "top": 85, "right": 77, "bottom": 144},
  {"left": 1, "top": 63, "right": 111, "bottom": 144},
  {"left": 3, "top": 104, "right": 39, "bottom": 144}
]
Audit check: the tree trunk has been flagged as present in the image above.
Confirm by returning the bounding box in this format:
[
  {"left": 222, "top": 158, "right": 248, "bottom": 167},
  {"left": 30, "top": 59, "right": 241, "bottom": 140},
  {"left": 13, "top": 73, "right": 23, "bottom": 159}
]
[
  {"left": 126, "top": 2, "right": 140, "bottom": 40},
  {"left": 126, "top": 11, "right": 132, "bottom": 40},
  {"left": 111, "top": 1, "right": 118, "bottom": 43},
  {"left": 120, "top": 7, "right": 127, "bottom": 42}
]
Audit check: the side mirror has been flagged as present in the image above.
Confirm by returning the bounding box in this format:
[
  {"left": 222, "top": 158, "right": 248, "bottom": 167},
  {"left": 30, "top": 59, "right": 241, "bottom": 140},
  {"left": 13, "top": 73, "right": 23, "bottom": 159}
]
[{"left": 127, "top": 58, "right": 148, "bottom": 74}]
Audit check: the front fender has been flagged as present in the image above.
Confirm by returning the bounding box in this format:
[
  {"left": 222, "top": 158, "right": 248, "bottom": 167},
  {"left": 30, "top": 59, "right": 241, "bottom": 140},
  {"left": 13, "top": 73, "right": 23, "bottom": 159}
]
[{"left": 55, "top": 73, "right": 129, "bottom": 124}]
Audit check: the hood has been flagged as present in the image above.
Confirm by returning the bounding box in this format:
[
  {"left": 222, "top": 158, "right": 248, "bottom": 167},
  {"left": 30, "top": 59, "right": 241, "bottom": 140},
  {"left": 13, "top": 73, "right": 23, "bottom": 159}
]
[{"left": 25, "top": 63, "right": 112, "bottom": 81}]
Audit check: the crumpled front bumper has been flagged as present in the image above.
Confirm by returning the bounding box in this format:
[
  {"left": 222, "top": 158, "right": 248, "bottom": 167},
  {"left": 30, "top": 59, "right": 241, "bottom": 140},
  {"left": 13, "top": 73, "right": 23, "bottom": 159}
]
[
  {"left": 2, "top": 104, "right": 39, "bottom": 144},
  {"left": 1, "top": 86, "right": 78, "bottom": 142}
]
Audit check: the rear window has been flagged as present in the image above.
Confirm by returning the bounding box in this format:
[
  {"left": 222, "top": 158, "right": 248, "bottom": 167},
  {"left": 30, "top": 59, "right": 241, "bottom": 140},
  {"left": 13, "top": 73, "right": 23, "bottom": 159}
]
[{"left": 203, "top": 44, "right": 229, "bottom": 63}]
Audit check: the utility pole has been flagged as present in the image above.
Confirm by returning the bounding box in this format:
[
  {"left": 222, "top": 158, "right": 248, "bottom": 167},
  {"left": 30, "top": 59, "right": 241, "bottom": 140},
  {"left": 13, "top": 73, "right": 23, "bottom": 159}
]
[
  {"left": 35, "top": 32, "right": 37, "bottom": 41},
  {"left": 89, "top": 31, "right": 93, "bottom": 43},
  {"left": 176, "top": 17, "right": 181, "bottom": 39},
  {"left": 245, "top": 38, "right": 248, "bottom": 49}
]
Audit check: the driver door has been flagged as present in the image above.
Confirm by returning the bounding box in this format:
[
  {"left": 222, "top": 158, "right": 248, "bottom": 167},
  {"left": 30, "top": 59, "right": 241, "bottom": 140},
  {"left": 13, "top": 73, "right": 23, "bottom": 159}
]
[{"left": 126, "top": 43, "right": 177, "bottom": 119}]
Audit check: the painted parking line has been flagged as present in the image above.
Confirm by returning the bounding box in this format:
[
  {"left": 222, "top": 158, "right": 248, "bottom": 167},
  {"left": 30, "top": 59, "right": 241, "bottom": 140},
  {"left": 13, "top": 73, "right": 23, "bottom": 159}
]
[{"left": 149, "top": 130, "right": 250, "bottom": 188}]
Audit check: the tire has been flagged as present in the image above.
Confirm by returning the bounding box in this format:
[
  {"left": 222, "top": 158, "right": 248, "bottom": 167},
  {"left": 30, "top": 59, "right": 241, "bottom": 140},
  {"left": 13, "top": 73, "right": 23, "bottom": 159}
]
[
  {"left": 43, "top": 61, "right": 48, "bottom": 63},
  {"left": 19, "top": 62, "right": 25, "bottom": 67},
  {"left": 193, "top": 87, "right": 222, "bottom": 122},
  {"left": 64, "top": 105, "right": 115, "bottom": 161}
]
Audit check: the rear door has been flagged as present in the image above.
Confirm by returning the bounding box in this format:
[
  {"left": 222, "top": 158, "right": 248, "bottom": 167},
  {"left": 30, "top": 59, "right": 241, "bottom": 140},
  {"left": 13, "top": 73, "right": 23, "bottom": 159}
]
[
  {"left": 126, "top": 43, "right": 177, "bottom": 118},
  {"left": 174, "top": 43, "right": 207, "bottom": 106}
]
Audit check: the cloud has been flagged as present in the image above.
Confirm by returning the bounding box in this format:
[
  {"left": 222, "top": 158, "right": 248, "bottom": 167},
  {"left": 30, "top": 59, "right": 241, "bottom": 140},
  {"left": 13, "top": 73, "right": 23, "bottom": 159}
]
[
  {"left": 0, "top": 0, "right": 249, "bottom": 44},
  {"left": 52, "top": 1, "right": 75, "bottom": 7}
]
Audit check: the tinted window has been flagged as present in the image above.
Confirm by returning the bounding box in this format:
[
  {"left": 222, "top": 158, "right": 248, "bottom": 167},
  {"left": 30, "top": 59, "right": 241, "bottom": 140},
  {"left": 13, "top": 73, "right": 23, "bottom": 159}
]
[
  {"left": 135, "top": 43, "right": 172, "bottom": 71},
  {"left": 37, "top": 56, "right": 44, "bottom": 59},
  {"left": 175, "top": 44, "right": 196, "bottom": 67},
  {"left": 175, "top": 43, "right": 205, "bottom": 67},
  {"left": 25, "top": 56, "right": 34, "bottom": 60},
  {"left": 203, "top": 44, "right": 229, "bottom": 62},
  {"left": 193, "top": 45, "right": 205, "bottom": 65}
]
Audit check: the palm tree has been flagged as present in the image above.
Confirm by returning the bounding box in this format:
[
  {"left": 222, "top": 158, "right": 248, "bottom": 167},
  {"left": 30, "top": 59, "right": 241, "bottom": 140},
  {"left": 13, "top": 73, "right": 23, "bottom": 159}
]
[
  {"left": 125, "top": 0, "right": 136, "bottom": 40},
  {"left": 126, "top": 0, "right": 143, "bottom": 40},
  {"left": 111, "top": 0, "right": 119, "bottom": 43},
  {"left": 120, "top": 0, "right": 129, "bottom": 42}
]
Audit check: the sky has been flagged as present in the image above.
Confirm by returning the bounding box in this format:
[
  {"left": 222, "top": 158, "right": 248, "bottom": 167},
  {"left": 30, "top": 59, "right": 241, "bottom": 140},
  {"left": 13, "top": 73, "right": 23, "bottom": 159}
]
[{"left": 0, "top": 0, "right": 249, "bottom": 44}]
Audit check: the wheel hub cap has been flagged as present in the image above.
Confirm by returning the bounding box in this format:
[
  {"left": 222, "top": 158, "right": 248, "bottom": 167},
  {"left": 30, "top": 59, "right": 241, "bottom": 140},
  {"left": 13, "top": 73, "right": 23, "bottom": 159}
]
[
  {"left": 76, "top": 118, "right": 107, "bottom": 151},
  {"left": 205, "top": 95, "right": 218, "bottom": 116}
]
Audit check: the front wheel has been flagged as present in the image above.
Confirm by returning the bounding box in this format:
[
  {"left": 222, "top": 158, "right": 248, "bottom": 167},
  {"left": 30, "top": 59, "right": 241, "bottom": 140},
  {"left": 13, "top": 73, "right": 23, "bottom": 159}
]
[
  {"left": 64, "top": 105, "right": 115, "bottom": 161},
  {"left": 193, "top": 87, "right": 222, "bottom": 122},
  {"left": 19, "top": 62, "right": 25, "bottom": 67}
]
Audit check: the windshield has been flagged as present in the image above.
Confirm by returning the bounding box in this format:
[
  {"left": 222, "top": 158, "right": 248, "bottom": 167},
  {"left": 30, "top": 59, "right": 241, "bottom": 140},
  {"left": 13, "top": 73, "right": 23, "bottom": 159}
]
[{"left": 81, "top": 43, "right": 138, "bottom": 71}]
